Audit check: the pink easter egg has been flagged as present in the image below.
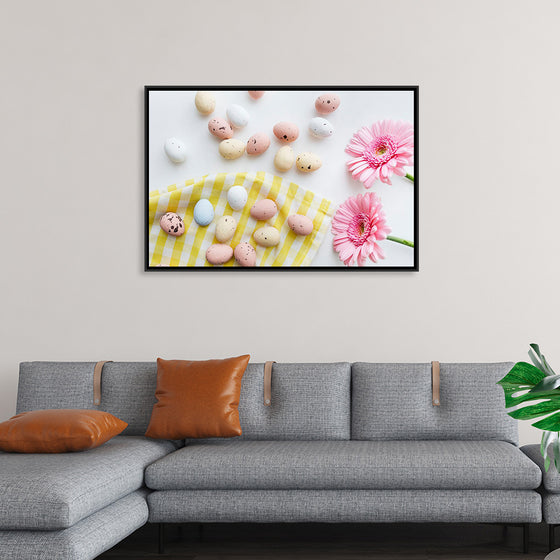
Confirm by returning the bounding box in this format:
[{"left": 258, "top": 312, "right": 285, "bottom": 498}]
[
  {"left": 250, "top": 199, "right": 278, "bottom": 221},
  {"left": 248, "top": 91, "right": 265, "bottom": 99},
  {"left": 206, "top": 244, "right": 234, "bottom": 265},
  {"left": 315, "top": 93, "right": 340, "bottom": 114},
  {"left": 273, "top": 122, "right": 299, "bottom": 143},
  {"left": 288, "top": 214, "right": 314, "bottom": 236},
  {"left": 234, "top": 242, "right": 256, "bottom": 267},
  {"left": 246, "top": 132, "right": 271, "bottom": 155},
  {"left": 159, "top": 212, "right": 185, "bottom": 237},
  {"left": 208, "top": 117, "right": 234, "bottom": 139}
]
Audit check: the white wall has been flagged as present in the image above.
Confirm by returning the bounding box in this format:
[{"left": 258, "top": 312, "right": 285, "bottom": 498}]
[{"left": 0, "top": 0, "right": 558, "bottom": 445}]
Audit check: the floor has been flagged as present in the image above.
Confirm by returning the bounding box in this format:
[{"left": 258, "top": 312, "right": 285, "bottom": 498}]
[{"left": 100, "top": 522, "right": 552, "bottom": 559}]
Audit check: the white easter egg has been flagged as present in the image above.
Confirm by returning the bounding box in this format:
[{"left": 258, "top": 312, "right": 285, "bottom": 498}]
[
  {"left": 164, "top": 137, "right": 187, "bottom": 163},
  {"left": 227, "top": 185, "right": 248, "bottom": 211},
  {"left": 226, "top": 104, "right": 250, "bottom": 128},
  {"left": 309, "top": 117, "right": 334, "bottom": 138}
]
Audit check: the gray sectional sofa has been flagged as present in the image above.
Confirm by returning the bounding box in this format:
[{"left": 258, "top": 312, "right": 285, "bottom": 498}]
[{"left": 0, "top": 361, "right": 545, "bottom": 559}]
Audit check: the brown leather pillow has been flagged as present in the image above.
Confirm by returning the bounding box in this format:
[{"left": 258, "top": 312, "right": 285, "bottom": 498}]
[
  {"left": 0, "top": 409, "right": 128, "bottom": 453},
  {"left": 145, "top": 355, "right": 250, "bottom": 439}
]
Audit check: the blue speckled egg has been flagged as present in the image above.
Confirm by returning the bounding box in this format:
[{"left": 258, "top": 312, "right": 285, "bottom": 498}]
[{"left": 193, "top": 199, "right": 214, "bottom": 226}]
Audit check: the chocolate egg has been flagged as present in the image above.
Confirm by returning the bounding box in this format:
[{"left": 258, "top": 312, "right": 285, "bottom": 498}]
[
  {"left": 194, "top": 91, "right": 215, "bottom": 115},
  {"left": 309, "top": 117, "right": 334, "bottom": 138},
  {"left": 234, "top": 242, "right": 256, "bottom": 267},
  {"left": 273, "top": 122, "right": 299, "bottom": 143},
  {"left": 219, "top": 138, "right": 245, "bottom": 160},
  {"left": 206, "top": 244, "right": 234, "bottom": 265},
  {"left": 253, "top": 226, "right": 280, "bottom": 247},
  {"left": 296, "top": 152, "right": 322, "bottom": 173},
  {"left": 159, "top": 212, "right": 185, "bottom": 237},
  {"left": 215, "top": 216, "right": 237, "bottom": 243},
  {"left": 274, "top": 145, "right": 294, "bottom": 172},
  {"left": 248, "top": 91, "right": 265, "bottom": 99},
  {"left": 315, "top": 93, "right": 340, "bottom": 114},
  {"left": 208, "top": 117, "right": 234, "bottom": 139},
  {"left": 250, "top": 199, "right": 278, "bottom": 221},
  {"left": 164, "top": 138, "right": 187, "bottom": 163},
  {"left": 226, "top": 104, "right": 249, "bottom": 128},
  {"left": 288, "top": 214, "right": 313, "bottom": 236},
  {"left": 193, "top": 199, "right": 214, "bottom": 226},
  {"left": 227, "top": 185, "right": 248, "bottom": 210},
  {"left": 246, "top": 133, "right": 271, "bottom": 155}
]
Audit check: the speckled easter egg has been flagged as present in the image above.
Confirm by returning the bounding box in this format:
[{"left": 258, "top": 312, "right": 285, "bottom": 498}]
[
  {"left": 215, "top": 216, "right": 237, "bottom": 243},
  {"left": 250, "top": 199, "right": 278, "bottom": 221},
  {"left": 159, "top": 212, "right": 185, "bottom": 237},
  {"left": 164, "top": 138, "right": 187, "bottom": 163},
  {"left": 226, "top": 104, "right": 250, "bottom": 128},
  {"left": 246, "top": 133, "right": 271, "bottom": 155},
  {"left": 193, "top": 199, "right": 214, "bottom": 226},
  {"left": 219, "top": 138, "right": 245, "bottom": 160},
  {"left": 274, "top": 145, "right": 294, "bottom": 172},
  {"left": 309, "top": 117, "right": 334, "bottom": 138},
  {"left": 296, "top": 152, "right": 322, "bottom": 173},
  {"left": 194, "top": 91, "right": 215, "bottom": 115},
  {"left": 315, "top": 93, "right": 340, "bottom": 114},
  {"left": 227, "top": 185, "right": 248, "bottom": 210},
  {"left": 234, "top": 242, "right": 256, "bottom": 267},
  {"left": 273, "top": 122, "right": 299, "bottom": 143},
  {"left": 253, "top": 226, "right": 280, "bottom": 247},
  {"left": 208, "top": 117, "right": 234, "bottom": 139},
  {"left": 248, "top": 91, "right": 265, "bottom": 99},
  {"left": 288, "top": 214, "right": 313, "bottom": 236},
  {"left": 206, "top": 244, "right": 234, "bottom": 265}
]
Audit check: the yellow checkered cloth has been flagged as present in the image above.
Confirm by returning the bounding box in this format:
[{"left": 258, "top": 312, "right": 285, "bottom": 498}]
[{"left": 149, "top": 171, "right": 334, "bottom": 267}]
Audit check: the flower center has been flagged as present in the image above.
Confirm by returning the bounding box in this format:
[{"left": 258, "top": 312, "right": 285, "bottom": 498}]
[
  {"left": 348, "top": 213, "right": 376, "bottom": 246},
  {"left": 363, "top": 135, "right": 397, "bottom": 168}
]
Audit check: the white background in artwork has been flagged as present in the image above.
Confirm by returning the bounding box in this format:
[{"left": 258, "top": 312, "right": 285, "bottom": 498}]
[{"left": 148, "top": 89, "right": 415, "bottom": 267}]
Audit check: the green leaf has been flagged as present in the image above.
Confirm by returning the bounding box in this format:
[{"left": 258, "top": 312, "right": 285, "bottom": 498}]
[
  {"left": 530, "top": 374, "right": 560, "bottom": 393},
  {"left": 533, "top": 412, "right": 560, "bottom": 431},
  {"left": 530, "top": 343, "right": 556, "bottom": 375},
  {"left": 508, "top": 400, "right": 560, "bottom": 420},
  {"left": 497, "top": 361, "right": 546, "bottom": 387}
]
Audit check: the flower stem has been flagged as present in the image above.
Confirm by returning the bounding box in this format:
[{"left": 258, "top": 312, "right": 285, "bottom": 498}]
[
  {"left": 387, "top": 235, "right": 414, "bottom": 248},
  {"left": 405, "top": 173, "right": 414, "bottom": 182}
]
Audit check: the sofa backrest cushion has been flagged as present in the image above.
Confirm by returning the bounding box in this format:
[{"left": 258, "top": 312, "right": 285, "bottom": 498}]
[
  {"left": 17, "top": 362, "right": 157, "bottom": 436},
  {"left": 351, "top": 362, "right": 517, "bottom": 445},
  {"left": 237, "top": 362, "right": 351, "bottom": 440},
  {"left": 17, "top": 361, "right": 352, "bottom": 440}
]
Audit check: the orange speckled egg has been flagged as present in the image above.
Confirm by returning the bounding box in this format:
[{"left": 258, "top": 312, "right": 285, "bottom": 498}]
[
  {"left": 288, "top": 214, "right": 314, "bottom": 236},
  {"left": 206, "top": 244, "right": 234, "bottom": 265},
  {"left": 248, "top": 91, "right": 265, "bottom": 99},
  {"left": 159, "top": 212, "right": 185, "bottom": 237},
  {"left": 273, "top": 122, "right": 299, "bottom": 143},
  {"left": 246, "top": 133, "right": 271, "bottom": 155},
  {"left": 315, "top": 93, "right": 340, "bottom": 114},
  {"left": 234, "top": 242, "right": 256, "bottom": 267},
  {"left": 208, "top": 117, "right": 234, "bottom": 139},
  {"left": 250, "top": 199, "right": 278, "bottom": 221}
]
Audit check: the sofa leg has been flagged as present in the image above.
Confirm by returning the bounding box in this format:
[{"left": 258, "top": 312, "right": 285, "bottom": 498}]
[
  {"left": 523, "top": 523, "right": 529, "bottom": 554},
  {"left": 550, "top": 524, "right": 557, "bottom": 553},
  {"left": 158, "top": 523, "right": 165, "bottom": 554}
]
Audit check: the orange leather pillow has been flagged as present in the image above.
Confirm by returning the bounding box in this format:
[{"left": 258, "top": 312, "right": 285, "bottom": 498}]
[
  {"left": 145, "top": 355, "right": 250, "bottom": 439},
  {"left": 0, "top": 409, "right": 127, "bottom": 453}
]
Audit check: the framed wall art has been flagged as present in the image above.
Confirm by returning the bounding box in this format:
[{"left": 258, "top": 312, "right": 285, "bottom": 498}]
[{"left": 145, "top": 86, "right": 418, "bottom": 270}]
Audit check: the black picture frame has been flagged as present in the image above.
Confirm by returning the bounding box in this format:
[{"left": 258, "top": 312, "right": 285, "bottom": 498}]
[{"left": 145, "top": 86, "right": 418, "bottom": 271}]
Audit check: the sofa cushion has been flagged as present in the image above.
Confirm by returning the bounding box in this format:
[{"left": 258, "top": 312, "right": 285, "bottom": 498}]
[
  {"left": 0, "top": 490, "right": 148, "bottom": 560},
  {"left": 351, "top": 362, "right": 518, "bottom": 444},
  {"left": 522, "top": 444, "right": 560, "bottom": 493},
  {"left": 235, "top": 362, "right": 351, "bottom": 440},
  {"left": 0, "top": 436, "right": 176, "bottom": 530},
  {"left": 145, "top": 440, "right": 541, "bottom": 491}
]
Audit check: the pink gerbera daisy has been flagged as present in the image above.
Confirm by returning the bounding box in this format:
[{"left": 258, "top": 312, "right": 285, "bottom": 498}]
[
  {"left": 332, "top": 192, "right": 391, "bottom": 266},
  {"left": 345, "top": 120, "right": 414, "bottom": 187}
]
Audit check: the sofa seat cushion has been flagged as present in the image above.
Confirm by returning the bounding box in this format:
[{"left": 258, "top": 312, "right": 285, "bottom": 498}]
[
  {"left": 145, "top": 440, "right": 541, "bottom": 491},
  {"left": 0, "top": 436, "right": 177, "bottom": 530},
  {"left": 522, "top": 444, "right": 560, "bottom": 493}
]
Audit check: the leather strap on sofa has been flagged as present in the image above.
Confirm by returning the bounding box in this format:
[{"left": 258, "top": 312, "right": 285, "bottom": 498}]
[
  {"left": 264, "top": 361, "right": 276, "bottom": 406},
  {"left": 432, "top": 361, "right": 440, "bottom": 406},
  {"left": 93, "top": 361, "right": 113, "bottom": 406}
]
